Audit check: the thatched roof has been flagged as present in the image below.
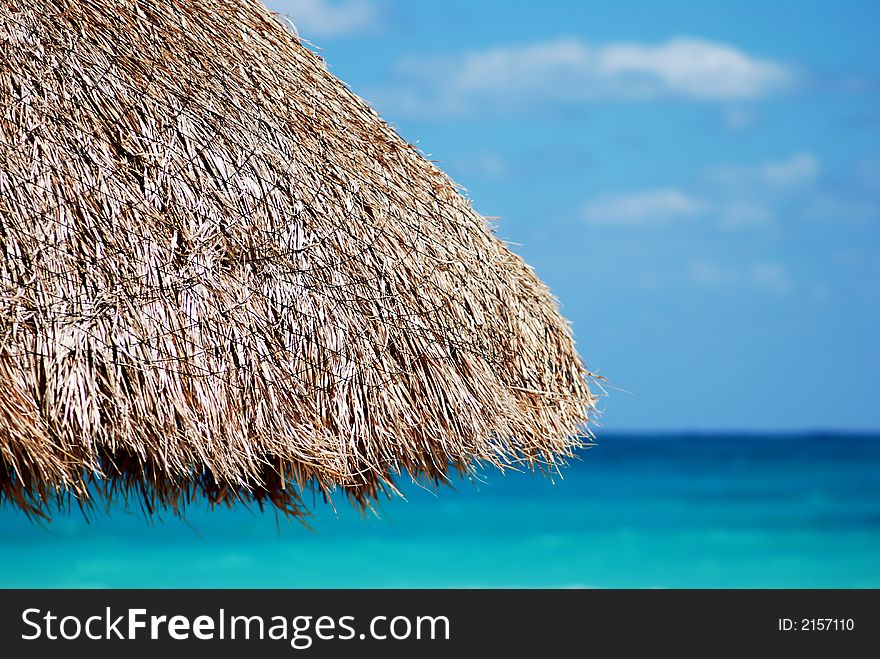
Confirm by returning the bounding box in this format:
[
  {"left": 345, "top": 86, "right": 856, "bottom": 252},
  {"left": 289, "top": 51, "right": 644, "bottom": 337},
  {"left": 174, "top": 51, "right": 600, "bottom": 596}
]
[{"left": 0, "top": 0, "right": 596, "bottom": 519}]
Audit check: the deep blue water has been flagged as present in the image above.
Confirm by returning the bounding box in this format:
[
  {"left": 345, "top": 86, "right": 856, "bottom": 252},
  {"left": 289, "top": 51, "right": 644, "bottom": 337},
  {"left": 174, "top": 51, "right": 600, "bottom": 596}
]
[{"left": 1, "top": 433, "right": 878, "bottom": 587}]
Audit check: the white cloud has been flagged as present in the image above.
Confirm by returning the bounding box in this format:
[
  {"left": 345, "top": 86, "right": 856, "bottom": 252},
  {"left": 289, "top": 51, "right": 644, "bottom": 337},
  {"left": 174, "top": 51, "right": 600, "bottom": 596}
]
[
  {"left": 688, "top": 260, "right": 793, "bottom": 295},
  {"left": 760, "top": 153, "right": 820, "bottom": 186},
  {"left": 749, "top": 262, "right": 793, "bottom": 295},
  {"left": 595, "top": 39, "right": 793, "bottom": 99},
  {"left": 721, "top": 107, "right": 757, "bottom": 131},
  {"left": 385, "top": 37, "right": 795, "bottom": 116},
  {"left": 707, "top": 153, "right": 820, "bottom": 189},
  {"left": 689, "top": 260, "right": 734, "bottom": 288},
  {"left": 581, "top": 154, "right": 819, "bottom": 230},
  {"left": 269, "top": 0, "right": 378, "bottom": 38},
  {"left": 718, "top": 201, "right": 775, "bottom": 228},
  {"left": 582, "top": 189, "right": 709, "bottom": 225},
  {"left": 452, "top": 153, "right": 511, "bottom": 180}
]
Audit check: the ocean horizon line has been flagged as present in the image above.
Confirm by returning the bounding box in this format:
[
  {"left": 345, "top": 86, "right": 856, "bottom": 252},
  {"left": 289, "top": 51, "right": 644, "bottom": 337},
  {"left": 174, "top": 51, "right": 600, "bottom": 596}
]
[{"left": 592, "top": 429, "right": 880, "bottom": 440}]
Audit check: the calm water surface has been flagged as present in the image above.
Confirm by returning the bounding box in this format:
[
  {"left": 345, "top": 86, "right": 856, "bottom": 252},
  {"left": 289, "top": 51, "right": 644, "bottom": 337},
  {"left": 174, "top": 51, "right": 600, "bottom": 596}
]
[{"left": 1, "top": 434, "right": 878, "bottom": 587}]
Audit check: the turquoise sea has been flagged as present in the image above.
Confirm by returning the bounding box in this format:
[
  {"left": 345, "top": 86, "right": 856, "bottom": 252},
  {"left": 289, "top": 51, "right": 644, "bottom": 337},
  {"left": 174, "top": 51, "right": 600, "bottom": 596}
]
[{"left": 1, "top": 433, "right": 878, "bottom": 588}]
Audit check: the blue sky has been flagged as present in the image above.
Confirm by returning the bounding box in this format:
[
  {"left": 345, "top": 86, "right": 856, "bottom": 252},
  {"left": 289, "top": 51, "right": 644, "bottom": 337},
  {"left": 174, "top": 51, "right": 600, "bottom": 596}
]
[{"left": 267, "top": 0, "right": 880, "bottom": 431}]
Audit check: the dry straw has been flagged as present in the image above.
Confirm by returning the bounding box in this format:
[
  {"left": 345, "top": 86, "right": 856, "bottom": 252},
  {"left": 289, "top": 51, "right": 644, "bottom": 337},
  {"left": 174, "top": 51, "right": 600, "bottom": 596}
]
[{"left": 0, "top": 0, "right": 596, "bottom": 520}]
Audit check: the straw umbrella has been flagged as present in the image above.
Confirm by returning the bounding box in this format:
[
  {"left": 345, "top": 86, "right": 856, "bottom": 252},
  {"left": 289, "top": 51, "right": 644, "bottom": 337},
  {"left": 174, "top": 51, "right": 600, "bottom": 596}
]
[{"left": 0, "top": 0, "right": 596, "bottom": 519}]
